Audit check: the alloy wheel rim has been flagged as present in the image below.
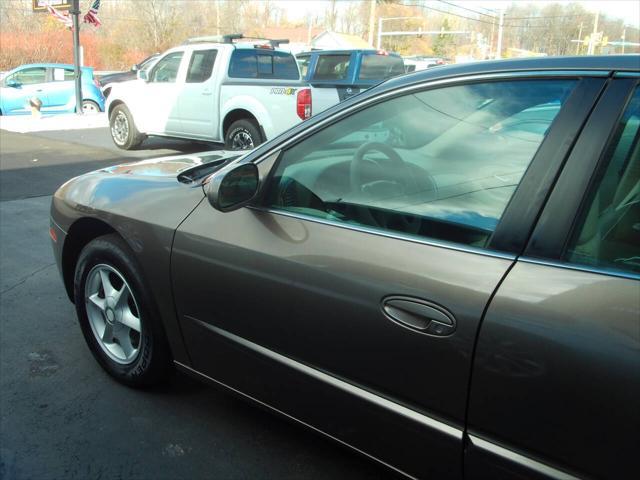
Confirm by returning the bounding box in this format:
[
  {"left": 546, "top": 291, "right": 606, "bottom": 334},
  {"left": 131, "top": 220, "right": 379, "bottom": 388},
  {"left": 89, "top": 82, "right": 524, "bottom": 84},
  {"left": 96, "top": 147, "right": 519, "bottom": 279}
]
[
  {"left": 231, "top": 130, "right": 254, "bottom": 150},
  {"left": 85, "top": 264, "right": 143, "bottom": 364},
  {"left": 112, "top": 112, "right": 129, "bottom": 145}
]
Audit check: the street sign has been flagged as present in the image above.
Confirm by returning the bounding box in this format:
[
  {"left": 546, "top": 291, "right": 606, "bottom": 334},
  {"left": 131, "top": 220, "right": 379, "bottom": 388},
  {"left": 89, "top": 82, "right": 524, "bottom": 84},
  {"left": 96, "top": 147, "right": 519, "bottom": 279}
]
[{"left": 33, "top": 0, "right": 70, "bottom": 11}]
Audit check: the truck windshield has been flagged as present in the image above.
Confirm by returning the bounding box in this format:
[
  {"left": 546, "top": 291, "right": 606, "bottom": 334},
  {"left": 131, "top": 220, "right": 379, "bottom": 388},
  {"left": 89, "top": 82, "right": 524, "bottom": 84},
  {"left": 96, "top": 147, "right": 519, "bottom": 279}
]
[{"left": 358, "top": 54, "right": 405, "bottom": 81}]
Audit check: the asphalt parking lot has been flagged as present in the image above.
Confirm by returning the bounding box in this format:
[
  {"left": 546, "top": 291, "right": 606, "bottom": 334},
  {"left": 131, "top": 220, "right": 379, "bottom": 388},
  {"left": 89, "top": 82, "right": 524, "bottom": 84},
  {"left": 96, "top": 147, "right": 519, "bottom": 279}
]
[{"left": 0, "top": 125, "right": 392, "bottom": 479}]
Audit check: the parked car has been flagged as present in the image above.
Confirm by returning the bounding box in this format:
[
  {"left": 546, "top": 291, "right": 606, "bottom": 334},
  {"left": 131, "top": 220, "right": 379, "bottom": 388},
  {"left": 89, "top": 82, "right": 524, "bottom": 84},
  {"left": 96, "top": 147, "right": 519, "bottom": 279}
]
[
  {"left": 51, "top": 55, "right": 639, "bottom": 479},
  {"left": 106, "top": 34, "right": 307, "bottom": 150},
  {"left": 0, "top": 63, "right": 104, "bottom": 115},
  {"left": 98, "top": 53, "right": 160, "bottom": 99},
  {"left": 295, "top": 49, "right": 405, "bottom": 113},
  {"left": 403, "top": 56, "right": 445, "bottom": 73}
]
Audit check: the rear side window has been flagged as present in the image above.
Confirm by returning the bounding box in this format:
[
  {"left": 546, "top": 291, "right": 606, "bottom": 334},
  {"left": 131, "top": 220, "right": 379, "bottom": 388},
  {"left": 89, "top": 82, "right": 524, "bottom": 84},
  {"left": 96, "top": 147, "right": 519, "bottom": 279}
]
[
  {"left": 565, "top": 87, "right": 640, "bottom": 274},
  {"left": 229, "top": 50, "right": 299, "bottom": 80},
  {"left": 313, "top": 54, "right": 350, "bottom": 81},
  {"left": 358, "top": 54, "right": 405, "bottom": 80},
  {"left": 296, "top": 55, "right": 311, "bottom": 77},
  {"left": 186, "top": 49, "right": 217, "bottom": 83},
  {"left": 53, "top": 68, "right": 75, "bottom": 81}
]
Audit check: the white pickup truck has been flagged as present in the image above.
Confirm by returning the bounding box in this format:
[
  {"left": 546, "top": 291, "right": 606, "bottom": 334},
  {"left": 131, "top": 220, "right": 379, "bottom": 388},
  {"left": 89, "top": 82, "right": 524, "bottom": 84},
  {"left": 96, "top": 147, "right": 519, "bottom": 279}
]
[{"left": 106, "top": 35, "right": 311, "bottom": 150}]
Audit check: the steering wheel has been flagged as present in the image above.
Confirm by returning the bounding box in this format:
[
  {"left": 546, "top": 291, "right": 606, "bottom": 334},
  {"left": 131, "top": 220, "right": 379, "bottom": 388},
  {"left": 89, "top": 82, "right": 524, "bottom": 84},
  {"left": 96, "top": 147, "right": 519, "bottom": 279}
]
[
  {"left": 349, "top": 142, "right": 411, "bottom": 197},
  {"left": 348, "top": 142, "right": 424, "bottom": 235}
]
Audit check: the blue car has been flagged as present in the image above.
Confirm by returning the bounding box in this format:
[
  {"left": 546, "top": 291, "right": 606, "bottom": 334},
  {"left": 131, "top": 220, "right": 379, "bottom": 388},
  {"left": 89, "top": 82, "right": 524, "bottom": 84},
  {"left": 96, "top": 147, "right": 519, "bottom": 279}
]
[{"left": 0, "top": 63, "right": 105, "bottom": 115}]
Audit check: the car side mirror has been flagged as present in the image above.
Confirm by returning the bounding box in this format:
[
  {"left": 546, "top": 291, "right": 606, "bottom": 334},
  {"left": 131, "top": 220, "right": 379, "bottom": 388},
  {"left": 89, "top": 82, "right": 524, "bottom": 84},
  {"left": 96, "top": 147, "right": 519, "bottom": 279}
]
[
  {"left": 6, "top": 79, "right": 20, "bottom": 88},
  {"left": 207, "top": 163, "right": 259, "bottom": 212},
  {"left": 137, "top": 70, "right": 148, "bottom": 81},
  {"left": 131, "top": 64, "right": 139, "bottom": 72}
]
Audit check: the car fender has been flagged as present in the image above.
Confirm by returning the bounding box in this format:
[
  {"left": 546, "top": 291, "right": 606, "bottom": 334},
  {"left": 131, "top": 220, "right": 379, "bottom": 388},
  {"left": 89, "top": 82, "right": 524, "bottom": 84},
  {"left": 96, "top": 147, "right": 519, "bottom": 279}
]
[
  {"left": 106, "top": 81, "right": 149, "bottom": 133},
  {"left": 220, "top": 95, "right": 273, "bottom": 140}
]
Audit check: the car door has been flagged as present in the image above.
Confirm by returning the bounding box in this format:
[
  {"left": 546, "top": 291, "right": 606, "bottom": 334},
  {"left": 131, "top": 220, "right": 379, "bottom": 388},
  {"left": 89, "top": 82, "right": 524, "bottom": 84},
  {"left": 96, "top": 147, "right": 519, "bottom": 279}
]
[
  {"left": 171, "top": 73, "right": 605, "bottom": 479},
  {"left": 44, "top": 66, "right": 75, "bottom": 112},
  {"left": 0, "top": 66, "right": 48, "bottom": 114},
  {"left": 466, "top": 78, "right": 640, "bottom": 480},
  {"left": 175, "top": 48, "right": 219, "bottom": 139},
  {"left": 137, "top": 50, "right": 185, "bottom": 134}
]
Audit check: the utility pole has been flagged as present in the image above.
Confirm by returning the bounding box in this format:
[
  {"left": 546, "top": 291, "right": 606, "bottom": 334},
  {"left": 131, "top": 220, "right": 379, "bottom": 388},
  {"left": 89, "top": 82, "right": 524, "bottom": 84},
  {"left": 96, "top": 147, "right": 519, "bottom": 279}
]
[
  {"left": 622, "top": 27, "right": 626, "bottom": 54},
  {"left": 216, "top": 0, "right": 220, "bottom": 36},
  {"left": 377, "top": 17, "right": 383, "bottom": 49},
  {"left": 496, "top": 10, "right": 505, "bottom": 59},
  {"left": 587, "top": 11, "right": 599, "bottom": 55},
  {"left": 576, "top": 22, "right": 583, "bottom": 54},
  {"left": 367, "top": 0, "right": 376, "bottom": 46},
  {"left": 489, "top": 14, "right": 495, "bottom": 58},
  {"left": 70, "top": 0, "right": 82, "bottom": 115}
]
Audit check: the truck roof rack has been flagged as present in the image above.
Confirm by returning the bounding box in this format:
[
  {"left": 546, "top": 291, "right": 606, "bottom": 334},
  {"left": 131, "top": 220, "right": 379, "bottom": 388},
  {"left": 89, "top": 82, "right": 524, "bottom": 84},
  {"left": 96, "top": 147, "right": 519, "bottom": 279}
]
[{"left": 184, "top": 34, "right": 289, "bottom": 47}]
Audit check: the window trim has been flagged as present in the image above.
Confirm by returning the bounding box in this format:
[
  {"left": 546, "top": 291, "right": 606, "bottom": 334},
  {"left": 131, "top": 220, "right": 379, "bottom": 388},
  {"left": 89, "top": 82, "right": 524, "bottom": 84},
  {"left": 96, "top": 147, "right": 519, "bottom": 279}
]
[
  {"left": 249, "top": 71, "right": 609, "bottom": 256},
  {"left": 524, "top": 77, "right": 639, "bottom": 274}
]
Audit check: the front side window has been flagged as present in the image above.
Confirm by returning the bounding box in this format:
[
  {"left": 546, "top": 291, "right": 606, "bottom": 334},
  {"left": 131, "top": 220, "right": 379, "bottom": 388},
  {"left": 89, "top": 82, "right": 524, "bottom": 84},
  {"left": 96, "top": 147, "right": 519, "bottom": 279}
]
[
  {"left": 313, "top": 54, "right": 350, "bottom": 81},
  {"left": 150, "top": 52, "right": 183, "bottom": 83},
  {"left": 565, "top": 87, "right": 640, "bottom": 274},
  {"left": 265, "top": 79, "right": 577, "bottom": 249},
  {"left": 186, "top": 49, "right": 217, "bottom": 83},
  {"left": 7, "top": 67, "right": 46, "bottom": 85}
]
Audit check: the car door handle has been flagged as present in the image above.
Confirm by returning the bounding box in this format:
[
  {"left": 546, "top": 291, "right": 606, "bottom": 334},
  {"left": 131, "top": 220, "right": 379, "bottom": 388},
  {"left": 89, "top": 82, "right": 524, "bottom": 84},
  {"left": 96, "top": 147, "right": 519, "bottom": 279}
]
[
  {"left": 381, "top": 296, "right": 456, "bottom": 337},
  {"left": 202, "top": 90, "right": 212, "bottom": 96}
]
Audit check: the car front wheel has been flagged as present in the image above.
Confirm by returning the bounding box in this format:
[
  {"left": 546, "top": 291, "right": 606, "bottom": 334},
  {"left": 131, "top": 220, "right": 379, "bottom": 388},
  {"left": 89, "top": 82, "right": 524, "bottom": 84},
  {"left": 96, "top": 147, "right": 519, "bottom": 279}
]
[
  {"left": 74, "top": 234, "right": 170, "bottom": 387},
  {"left": 109, "top": 104, "right": 145, "bottom": 150}
]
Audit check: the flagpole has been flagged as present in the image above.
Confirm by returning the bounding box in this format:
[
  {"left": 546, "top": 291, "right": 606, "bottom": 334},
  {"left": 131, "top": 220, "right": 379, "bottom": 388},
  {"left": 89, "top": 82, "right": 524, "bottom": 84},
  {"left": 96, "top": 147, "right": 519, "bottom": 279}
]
[{"left": 71, "top": 0, "right": 83, "bottom": 115}]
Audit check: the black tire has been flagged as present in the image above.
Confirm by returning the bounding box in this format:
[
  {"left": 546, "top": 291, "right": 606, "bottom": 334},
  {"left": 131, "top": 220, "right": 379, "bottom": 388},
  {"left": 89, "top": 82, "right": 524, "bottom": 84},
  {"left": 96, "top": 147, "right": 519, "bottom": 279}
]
[
  {"left": 224, "top": 118, "right": 263, "bottom": 150},
  {"left": 109, "top": 104, "right": 145, "bottom": 150},
  {"left": 74, "top": 234, "right": 171, "bottom": 387},
  {"left": 82, "top": 99, "right": 101, "bottom": 114}
]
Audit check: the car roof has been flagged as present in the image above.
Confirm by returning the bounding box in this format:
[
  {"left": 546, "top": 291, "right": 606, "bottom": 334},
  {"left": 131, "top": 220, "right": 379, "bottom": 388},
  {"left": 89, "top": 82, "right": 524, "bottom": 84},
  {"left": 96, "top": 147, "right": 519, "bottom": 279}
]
[
  {"left": 297, "top": 49, "right": 401, "bottom": 57},
  {"left": 11, "top": 63, "right": 93, "bottom": 71},
  {"left": 383, "top": 55, "right": 639, "bottom": 90},
  {"left": 172, "top": 42, "right": 290, "bottom": 54}
]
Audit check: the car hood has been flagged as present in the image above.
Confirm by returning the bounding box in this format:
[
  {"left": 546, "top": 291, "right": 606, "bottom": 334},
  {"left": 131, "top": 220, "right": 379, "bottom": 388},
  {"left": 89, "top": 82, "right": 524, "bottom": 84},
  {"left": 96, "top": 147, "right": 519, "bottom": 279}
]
[
  {"left": 100, "top": 150, "right": 246, "bottom": 181},
  {"left": 51, "top": 149, "right": 248, "bottom": 235},
  {"left": 99, "top": 71, "right": 135, "bottom": 84}
]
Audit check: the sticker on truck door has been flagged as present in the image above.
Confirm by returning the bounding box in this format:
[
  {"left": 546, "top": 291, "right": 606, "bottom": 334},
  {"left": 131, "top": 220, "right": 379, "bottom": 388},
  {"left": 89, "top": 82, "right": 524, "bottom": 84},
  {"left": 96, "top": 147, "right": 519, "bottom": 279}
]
[{"left": 270, "top": 87, "right": 297, "bottom": 95}]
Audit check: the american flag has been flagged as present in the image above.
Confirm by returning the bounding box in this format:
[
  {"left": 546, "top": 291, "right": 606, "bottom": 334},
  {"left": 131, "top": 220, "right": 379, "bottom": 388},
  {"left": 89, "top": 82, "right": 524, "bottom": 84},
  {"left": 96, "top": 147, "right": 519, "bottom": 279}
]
[
  {"left": 45, "top": 2, "right": 72, "bottom": 29},
  {"left": 83, "top": 0, "right": 101, "bottom": 28}
]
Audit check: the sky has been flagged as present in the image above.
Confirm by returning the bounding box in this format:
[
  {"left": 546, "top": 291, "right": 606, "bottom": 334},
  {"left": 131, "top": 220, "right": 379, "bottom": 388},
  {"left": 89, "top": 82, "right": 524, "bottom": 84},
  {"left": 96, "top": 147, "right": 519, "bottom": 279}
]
[{"left": 279, "top": 1, "right": 640, "bottom": 28}]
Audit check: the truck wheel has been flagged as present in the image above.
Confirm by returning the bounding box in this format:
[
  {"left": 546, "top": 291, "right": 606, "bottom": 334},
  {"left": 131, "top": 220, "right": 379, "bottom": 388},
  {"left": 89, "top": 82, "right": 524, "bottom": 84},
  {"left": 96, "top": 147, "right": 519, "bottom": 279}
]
[
  {"left": 225, "top": 119, "right": 263, "bottom": 150},
  {"left": 110, "top": 104, "right": 145, "bottom": 150}
]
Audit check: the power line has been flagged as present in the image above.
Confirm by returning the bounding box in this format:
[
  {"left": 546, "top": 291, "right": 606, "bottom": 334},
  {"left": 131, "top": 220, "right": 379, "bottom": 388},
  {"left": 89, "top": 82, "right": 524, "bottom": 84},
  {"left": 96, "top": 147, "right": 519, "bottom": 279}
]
[
  {"left": 436, "top": 0, "right": 496, "bottom": 19},
  {"left": 427, "top": 1, "right": 594, "bottom": 23},
  {"left": 402, "top": 3, "right": 577, "bottom": 29}
]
